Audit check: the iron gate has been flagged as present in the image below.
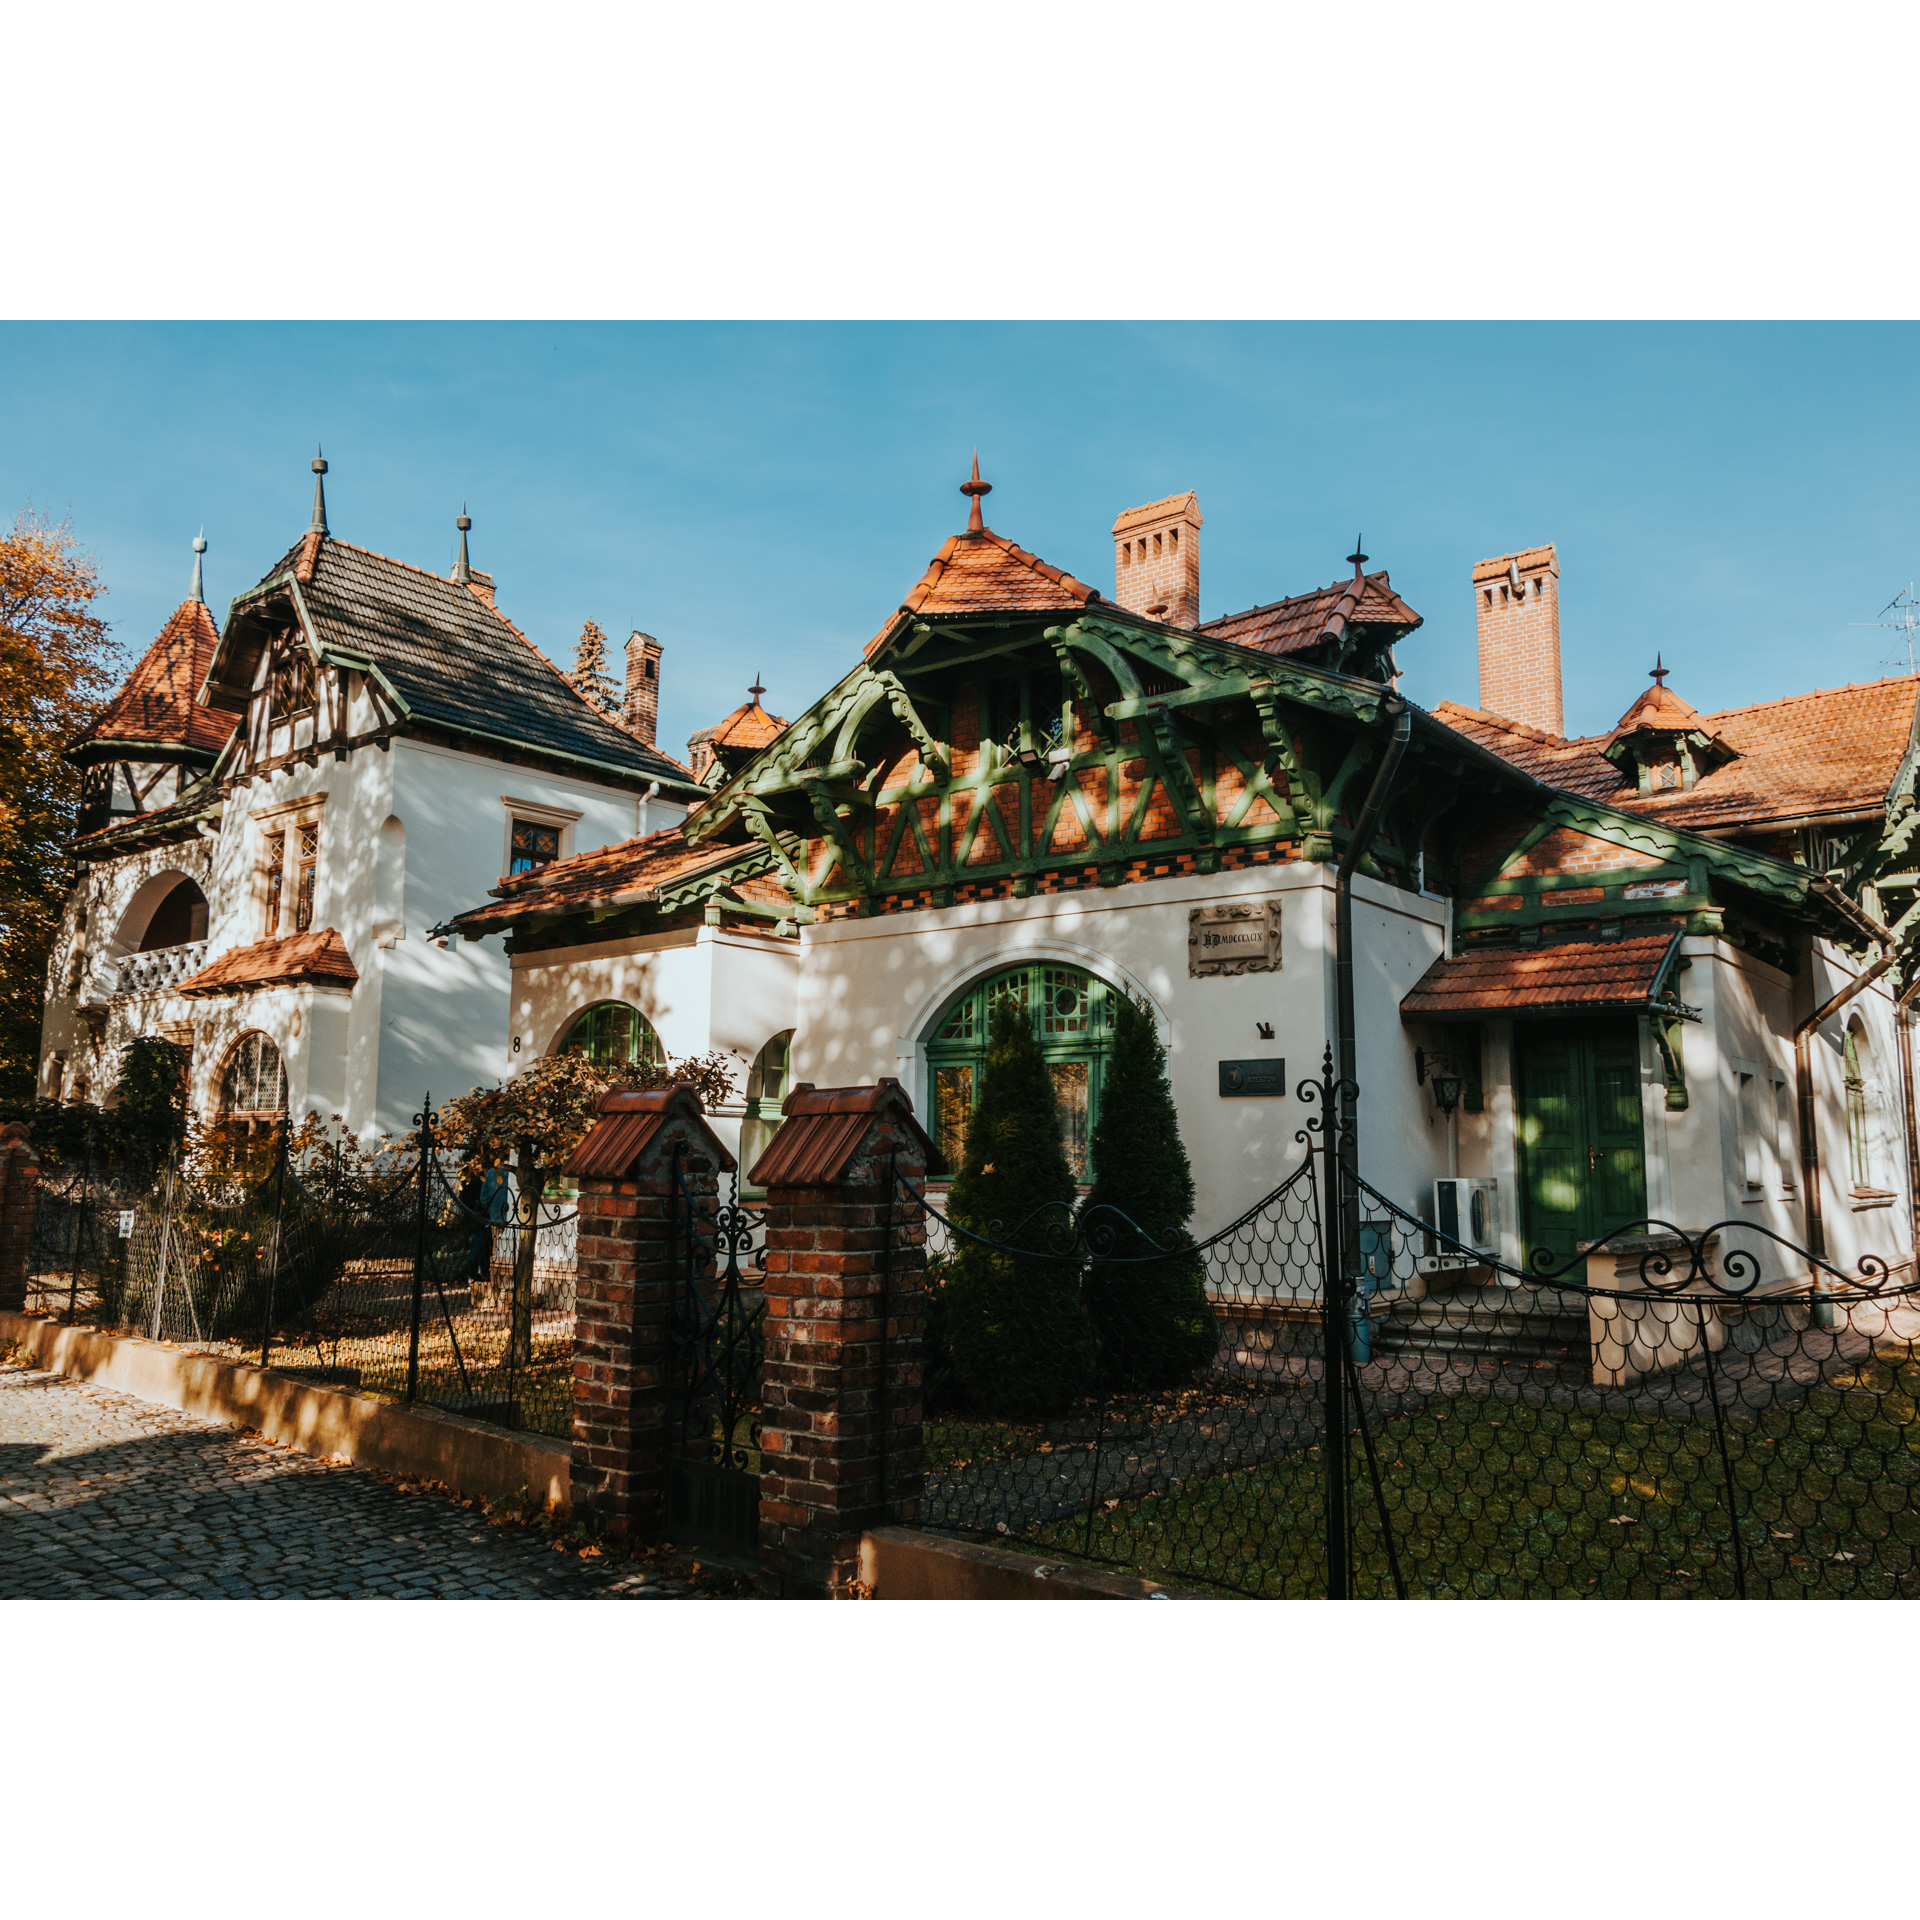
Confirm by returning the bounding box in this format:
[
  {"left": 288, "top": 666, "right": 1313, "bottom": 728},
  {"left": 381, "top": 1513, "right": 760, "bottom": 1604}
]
[
  {"left": 901, "top": 1048, "right": 1920, "bottom": 1598},
  {"left": 664, "top": 1147, "right": 766, "bottom": 1555}
]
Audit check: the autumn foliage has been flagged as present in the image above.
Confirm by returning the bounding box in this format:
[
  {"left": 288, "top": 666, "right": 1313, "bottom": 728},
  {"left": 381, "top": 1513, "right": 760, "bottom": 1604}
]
[{"left": 0, "top": 510, "right": 118, "bottom": 1098}]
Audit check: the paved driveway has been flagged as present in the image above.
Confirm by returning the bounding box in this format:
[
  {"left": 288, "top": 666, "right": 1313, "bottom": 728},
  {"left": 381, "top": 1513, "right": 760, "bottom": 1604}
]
[{"left": 0, "top": 1361, "right": 716, "bottom": 1600}]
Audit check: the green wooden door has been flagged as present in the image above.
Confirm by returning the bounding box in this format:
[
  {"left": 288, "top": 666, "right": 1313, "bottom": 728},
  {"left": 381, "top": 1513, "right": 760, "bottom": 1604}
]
[{"left": 1517, "top": 1020, "right": 1648, "bottom": 1268}]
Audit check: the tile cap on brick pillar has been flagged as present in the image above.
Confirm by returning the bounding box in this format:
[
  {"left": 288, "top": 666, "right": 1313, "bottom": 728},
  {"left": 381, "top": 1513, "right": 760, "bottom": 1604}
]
[
  {"left": 564, "top": 1084, "right": 738, "bottom": 1180},
  {"left": 747, "top": 1078, "right": 946, "bottom": 1188}
]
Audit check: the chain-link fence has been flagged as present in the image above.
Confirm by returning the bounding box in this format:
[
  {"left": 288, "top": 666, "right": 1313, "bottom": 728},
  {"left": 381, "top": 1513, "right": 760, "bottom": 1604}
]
[{"left": 896, "top": 1053, "right": 1920, "bottom": 1599}]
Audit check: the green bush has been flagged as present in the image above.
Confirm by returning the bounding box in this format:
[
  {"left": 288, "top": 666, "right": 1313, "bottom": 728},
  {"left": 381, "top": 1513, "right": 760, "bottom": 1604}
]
[
  {"left": 942, "top": 993, "right": 1096, "bottom": 1416},
  {"left": 1079, "top": 992, "right": 1218, "bottom": 1392}
]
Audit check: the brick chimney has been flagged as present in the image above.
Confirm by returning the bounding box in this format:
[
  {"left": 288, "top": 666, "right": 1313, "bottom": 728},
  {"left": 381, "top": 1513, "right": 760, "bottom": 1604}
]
[
  {"left": 624, "top": 631, "right": 662, "bottom": 747},
  {"left": 1472, "top": 544, "right": 1562, "bottom": 736},
  {"left": 1112, "top": 493, "right": 1201, "bottom": 628}
]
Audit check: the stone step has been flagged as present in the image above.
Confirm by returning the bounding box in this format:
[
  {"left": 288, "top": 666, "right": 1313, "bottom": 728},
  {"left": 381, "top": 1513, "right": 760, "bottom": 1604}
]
[{"left": 1371, "top": 1296, "right": 1589, "bottom": 1367}]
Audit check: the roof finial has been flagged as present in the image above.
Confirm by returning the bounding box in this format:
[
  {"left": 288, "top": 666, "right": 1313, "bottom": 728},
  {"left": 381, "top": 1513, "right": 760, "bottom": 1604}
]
[
  {"left": 1650, "top": 654, "right": 1669, "bottom": 689},
  {"left": 748, "top": 675, "right": 766, "bottom": 706},
  {"left": 454, "top": 503, "right": 472, "bottom": 584},
  {"left": 960, "top": 450, "right": 992, "bottom": 535},
  {"left": 1346, "top": 533, "right": 1368, "bottom": 579},
  {"left": 189, "top": 529, "right": 207, "bottom": 604},
  {"left": 309, "top": 446, "right": 329, "bottom": 534}
]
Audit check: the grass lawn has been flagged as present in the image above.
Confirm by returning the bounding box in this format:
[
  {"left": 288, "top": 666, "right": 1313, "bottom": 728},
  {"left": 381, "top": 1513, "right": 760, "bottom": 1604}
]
[{"left": 1007, "top": 1346, "right": 1920, "bottom": 1598}]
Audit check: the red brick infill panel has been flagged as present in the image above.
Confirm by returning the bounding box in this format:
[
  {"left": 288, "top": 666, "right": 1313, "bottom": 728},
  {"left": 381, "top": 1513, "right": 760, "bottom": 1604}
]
[
  {"left": 754, "top": 1082, "right": 935, "bottom": 1599},
  {"left": 564, "top": 1089, "right": 733, "bottom": 1538},
  {"left": 0, "top": 1123, "right": 41, "bottom": 1315}
]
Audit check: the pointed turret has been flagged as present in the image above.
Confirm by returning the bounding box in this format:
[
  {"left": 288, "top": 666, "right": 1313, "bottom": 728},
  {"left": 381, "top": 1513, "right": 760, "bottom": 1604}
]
[{"left": 309, "top": 447, "right": 329, "bottom": 535}]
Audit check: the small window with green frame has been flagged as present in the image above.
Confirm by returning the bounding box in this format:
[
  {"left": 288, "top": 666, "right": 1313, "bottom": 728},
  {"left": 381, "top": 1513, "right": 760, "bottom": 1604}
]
[
  {"left": 925, "top": 963, "right": 1118, "bottom": 1181},
  {"left": 740, "top": 1028, "right": 794, "bottom": 1191},
  {"left": 556, "top": 1001, "right": 662, "bottom": 1073}
]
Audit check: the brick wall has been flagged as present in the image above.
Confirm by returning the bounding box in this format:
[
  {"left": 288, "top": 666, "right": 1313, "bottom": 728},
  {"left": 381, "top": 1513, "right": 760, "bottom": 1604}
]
[
  {"left": 1504, "top": 825, "right": 1662, "bottom": 878},
  {"left": 1474, "top": 544, "right": 1562, "bottom": 737},
  {"left": 568, "top": 1102, "right": 727, "bottom": 1536},
  {"left": 1112, "top": 494, "right": 1202, "bottom": 628},
  {"left": 623, "top": 631, "right": 663, "bottom": 748},
  {"left": 757, "top": 1087, "right": 930, "bottom": 1597}
]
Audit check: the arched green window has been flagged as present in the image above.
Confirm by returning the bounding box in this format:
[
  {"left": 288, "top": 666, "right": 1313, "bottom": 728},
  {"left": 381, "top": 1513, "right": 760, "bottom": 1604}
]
[
  {"left": 557, "top": 1001, "right": 662, "bottom": 1073},
  {"left": 925, "top": 964, "right": 1118, "bottom": 1181},
  {"left": 740, "top": 1029, "right": 794, "bottom": 1189}
]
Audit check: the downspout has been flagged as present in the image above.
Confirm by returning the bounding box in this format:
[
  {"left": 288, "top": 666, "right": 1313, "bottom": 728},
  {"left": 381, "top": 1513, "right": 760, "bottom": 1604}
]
[
  {"left": 1333, "top": 698, "right": 1413, "bottom": 1139},
  {"left": 638, "top": 779, "right": 660, "bottom": 840},
  {"left": 1898, "top": 971, "right": 1920, "bottom": 1261}
]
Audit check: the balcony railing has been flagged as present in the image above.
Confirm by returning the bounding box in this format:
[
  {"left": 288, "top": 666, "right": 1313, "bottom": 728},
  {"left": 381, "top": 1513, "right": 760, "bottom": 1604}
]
[{"left": 113, "top": 942, "right": 208, "bottom": 996}]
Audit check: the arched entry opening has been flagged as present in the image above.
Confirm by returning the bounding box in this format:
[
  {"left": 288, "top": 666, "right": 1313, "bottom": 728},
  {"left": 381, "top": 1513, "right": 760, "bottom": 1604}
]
[{"left": 112, "top": 870, "right": 209, "bottom": 954}]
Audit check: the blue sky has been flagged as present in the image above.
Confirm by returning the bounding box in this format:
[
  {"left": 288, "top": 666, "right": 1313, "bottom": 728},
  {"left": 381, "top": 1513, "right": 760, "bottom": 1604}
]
[{"left": 4, "top": 322, "right": 1917, "bottom": 757}]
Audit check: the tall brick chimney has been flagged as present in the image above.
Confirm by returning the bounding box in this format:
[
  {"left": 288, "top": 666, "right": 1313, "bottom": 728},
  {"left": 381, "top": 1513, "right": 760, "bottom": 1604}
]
[
  {"left": 1112, "top": 493, "right": 1201, "bottom": 628},
  {"left": 624, "top": 631, "right": 662, "bottom": 747},
  {"left": 1472, "top": 544, "right": 1562, "bottom": 736}
]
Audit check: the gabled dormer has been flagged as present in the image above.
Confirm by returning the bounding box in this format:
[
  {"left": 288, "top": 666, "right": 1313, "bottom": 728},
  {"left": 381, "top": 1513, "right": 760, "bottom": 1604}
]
[{"left": 1600, "top": 659, "right": 1740, "bottom": 795}]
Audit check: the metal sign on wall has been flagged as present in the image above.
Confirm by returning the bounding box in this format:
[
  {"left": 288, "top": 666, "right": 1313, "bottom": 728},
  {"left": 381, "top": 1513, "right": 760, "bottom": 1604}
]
[{"left": 1188, "top": 900, "right": 1282, "bottom": 977}]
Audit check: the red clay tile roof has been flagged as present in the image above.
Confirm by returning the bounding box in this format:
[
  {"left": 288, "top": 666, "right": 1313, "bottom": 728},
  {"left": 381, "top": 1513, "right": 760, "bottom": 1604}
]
[
  {"left": 1198, "top": 571, "right": 1422, "bottom": 657},
  {"left": 70, "top": 600, "right": 233, "bottom": 759},
  {"left": 694, "top": 696, "right": 788, "bottom": 753},
  {"left": 564, "top": 1087, "right": 737, "bottom": 1178},
  {"left": 1402, "top": 932, "right": 1683, "bottom": 1021},
  {"left": 1432, "top": 675, "right": 1920, "bottom": 831},
  {"left": 866, "top": 526, "right": 1097, "bottom": 656},
  {"left": 177, "top": 929, "right": 359, "bottom": 998},
  {"left": 746, "top": 1080, "right": 943, "bottom": 1186},
  {"left": 446, "top": 823, "right": 789, "bottom": 934},
  {"left": 1609, "top": 680, "right": 1702, "bottom": 735}
]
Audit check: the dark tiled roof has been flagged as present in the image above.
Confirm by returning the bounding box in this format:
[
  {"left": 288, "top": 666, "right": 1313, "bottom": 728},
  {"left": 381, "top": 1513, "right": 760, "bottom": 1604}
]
[
  {"left": 1197, "top": 571, "right": 1421, "bottom": 657},
  {"left": 178, "top": 929, "right": 359, "bottom": 997},
  {"left": 1402, "top": 932, "right": 1683, "bottom": 1020},
  {"left": 1432, "top": 675, "right": 1920, "bottom": 831},
  {"left": 259, "top": 539, "right": 698, "bottom": 792},
  {"left": 446, "top": 822, "right": 787, "bottom": 934},
  {"left": 71, "top": 600, "right": 233, "bottom": 759},
  {"left": 866, "top": 525, "right": 1097, "bottom": 656}
]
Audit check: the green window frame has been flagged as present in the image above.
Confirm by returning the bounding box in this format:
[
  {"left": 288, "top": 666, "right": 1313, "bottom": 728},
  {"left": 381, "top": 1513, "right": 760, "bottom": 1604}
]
[
  {"left": 740, "top": 1029, "right": 794, "bottom": 1192},
  {"left": 925, "top": 964, "right": 1118, "bottom": 1182},
  {"left": 556, "top": 1001, "right": 662, "bottom": 1073}
]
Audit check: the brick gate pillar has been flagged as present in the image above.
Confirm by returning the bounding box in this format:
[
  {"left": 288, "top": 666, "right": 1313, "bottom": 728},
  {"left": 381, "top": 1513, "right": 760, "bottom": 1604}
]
[
  {"left": 563, "top": 1088, "right": 736, "bottom": 1537},
  {"left": 0, "top": 1122, "right": 41, "bottom": 1315},
  {"left": 751, "top": 1080, "right": 941, "bottom": 1598}
]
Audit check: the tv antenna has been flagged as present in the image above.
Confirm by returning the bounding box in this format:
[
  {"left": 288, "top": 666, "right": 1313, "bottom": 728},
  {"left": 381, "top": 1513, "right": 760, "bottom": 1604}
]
[{"left": 1852, "top": 584, "right": 1920, "bottom": 674}]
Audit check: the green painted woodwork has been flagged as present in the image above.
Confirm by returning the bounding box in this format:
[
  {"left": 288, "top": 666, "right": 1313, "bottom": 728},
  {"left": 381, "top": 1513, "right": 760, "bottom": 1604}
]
[
  {"left": 557, "top": 1001, "right": 661, "bottom": 1071},
  {"left": 925, "top": 963, "right": 1120, "bottom": 1180},
  {"left": 1516, "top": 1020, "right": 1649, "bottom": 1269}
]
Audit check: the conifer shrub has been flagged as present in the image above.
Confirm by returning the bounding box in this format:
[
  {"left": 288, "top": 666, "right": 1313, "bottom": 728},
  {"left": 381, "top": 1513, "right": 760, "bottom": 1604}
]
[
  {"left": 1079, "top": 992, "right": 1218, "bottom": 1391},
  {"left": 942, "top": 992, "right": 1096, "bottom": 1415}
]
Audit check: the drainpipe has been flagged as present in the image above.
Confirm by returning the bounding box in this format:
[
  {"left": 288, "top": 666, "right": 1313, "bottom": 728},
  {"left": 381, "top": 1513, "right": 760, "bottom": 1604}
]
[
  {"left": 1899, "top": 974, "right": 1920, "bottom": 1260},
  {"left": 638, "top": 779, "right": 660, "bottom": 840},
  {"left": 1333, "top": 698, "right": 1413, "bottom": 1152}
]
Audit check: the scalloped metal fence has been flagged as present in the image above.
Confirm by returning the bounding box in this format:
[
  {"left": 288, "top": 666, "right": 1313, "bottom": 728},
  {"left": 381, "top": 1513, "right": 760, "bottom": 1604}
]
[{"left": 898, "top": 1050, "right": 1920, "bottom": 1599}]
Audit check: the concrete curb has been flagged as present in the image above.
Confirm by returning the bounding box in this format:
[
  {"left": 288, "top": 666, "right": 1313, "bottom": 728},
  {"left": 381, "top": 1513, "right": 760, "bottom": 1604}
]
[
  {"left": 859, "top": 1525, "right": 1199, "bottom": 1599},
  {"left": 0, "top": 1311, "right": 570, "bottom": 1512}
]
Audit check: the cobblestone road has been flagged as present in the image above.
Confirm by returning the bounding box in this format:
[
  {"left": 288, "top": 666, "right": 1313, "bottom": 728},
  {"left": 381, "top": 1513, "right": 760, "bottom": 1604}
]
[{"left": 0, "top": 1362, "right": 719, "bottom": 1599}]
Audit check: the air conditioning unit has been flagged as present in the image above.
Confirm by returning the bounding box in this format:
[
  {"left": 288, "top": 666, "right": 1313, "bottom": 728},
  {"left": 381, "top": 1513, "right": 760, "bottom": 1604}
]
[{"left": 1433, "top": 1178, "right": 1499, "bottom": 1258}]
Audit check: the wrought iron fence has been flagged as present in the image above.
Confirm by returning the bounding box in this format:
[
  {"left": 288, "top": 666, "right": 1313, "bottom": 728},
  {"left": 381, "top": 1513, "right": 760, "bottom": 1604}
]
[
  {"left": 897, "top": 1049, "right": 1920, "bottom": 1599},
  {"left": 664, "top": 1149, "right": 767, "bottom": 1556},
  {"left": 21, "top": 1102, "right": 579, "bottom": 1439}
]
